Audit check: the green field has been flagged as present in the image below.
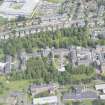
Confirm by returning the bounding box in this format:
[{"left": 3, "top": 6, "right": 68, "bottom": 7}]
[
  {"left": 0, "top": 76, "right": 32, "bottom": 96},
  {"left": 0, "top": 16, "right": 7, "bottom": 26},
  {"left": 64, "top": 100, "right": 93, "bottom": 105}
]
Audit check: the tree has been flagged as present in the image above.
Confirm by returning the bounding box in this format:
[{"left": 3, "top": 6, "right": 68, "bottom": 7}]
[{"left": 26, "top": 57, "right": 46, "bottom": 80}]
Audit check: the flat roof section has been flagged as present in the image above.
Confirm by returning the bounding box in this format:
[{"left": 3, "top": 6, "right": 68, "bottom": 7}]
[
  {"left": 33, "top": 96, "right": 58, "bottom": 105},
  {"left": 100, "top": 95, "right": 105, "bottom": 100},
  {"left": 0, "top": 0, "right": 40, "bottom": 18},
  {"left": 95, "top": 84, "right": 105, "bottom": 90}
]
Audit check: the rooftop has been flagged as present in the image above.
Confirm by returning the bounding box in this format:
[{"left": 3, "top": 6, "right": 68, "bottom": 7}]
[
  {"left": 0, "top": 0, "right": 40, "bottom": 18},
  {"left": 33, "top": 96, "right": 58, "bottom": 105},
  {"left": 95, "top": 84, "right": 105, "bottom": 90},
  {"left": 64, "top": 91, "right": 98, "bottom": 100}
]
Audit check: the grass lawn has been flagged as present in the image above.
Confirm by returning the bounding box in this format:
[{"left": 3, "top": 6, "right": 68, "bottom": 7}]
[
  {"left": 71, "top": 73, "right": 96, "bottom": 81},
  {"left": 81, "top": 100, "right": 93, "bottom": 105},
  {"left": 64, "top": 100, "right": 72, "bottom": 105},
  {"left": 5, "top": 80, "right": 30, "bottom": 91},
  {"left": 64, "top": 100, "right": 93, "bottom": 105},
  {"left": 0, "top": 16, "right": 7, "bottom": 26},
  {"left": 10, "top": 3, "right": 23, "bottom": 9},
  {"left": 0, "top": 76, "right": 32, "bottom": 96}
]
